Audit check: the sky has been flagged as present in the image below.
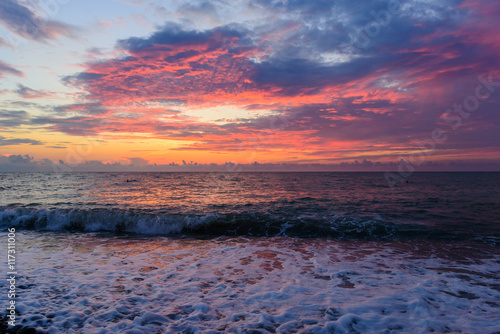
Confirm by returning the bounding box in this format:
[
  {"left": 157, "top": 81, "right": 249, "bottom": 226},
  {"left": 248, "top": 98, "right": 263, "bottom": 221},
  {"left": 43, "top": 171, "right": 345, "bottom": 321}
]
[{"left": 0, "top": 0, "right": 499, "bottom": 172}]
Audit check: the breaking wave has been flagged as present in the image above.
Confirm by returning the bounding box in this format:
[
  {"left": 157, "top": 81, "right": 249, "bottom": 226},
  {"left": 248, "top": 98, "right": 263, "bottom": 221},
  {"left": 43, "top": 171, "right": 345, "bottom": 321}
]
[{"left": 1, "top": 207, "right": 496, "bottom": 243}]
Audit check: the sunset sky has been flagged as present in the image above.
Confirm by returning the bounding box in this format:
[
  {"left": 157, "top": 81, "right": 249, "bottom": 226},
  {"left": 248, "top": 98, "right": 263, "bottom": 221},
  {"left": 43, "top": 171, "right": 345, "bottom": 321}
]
[{"left": 1, "top": 0, "right": 499, "bottom": 171}]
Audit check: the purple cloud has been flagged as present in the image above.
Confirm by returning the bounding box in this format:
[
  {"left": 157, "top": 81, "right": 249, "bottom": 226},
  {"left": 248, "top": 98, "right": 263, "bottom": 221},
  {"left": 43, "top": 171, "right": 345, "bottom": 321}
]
[
  {"left": 0, "top": 136, "right": 43, "bottom": 146},
  {"left": 14, "top": 84, "right": 52, "bottom": 99},
  {"left": 0, "top": 0, "right": 77, "bottom": 42},
  {"left": 0, "top": 60, "right": 23, "bottom": 78}
]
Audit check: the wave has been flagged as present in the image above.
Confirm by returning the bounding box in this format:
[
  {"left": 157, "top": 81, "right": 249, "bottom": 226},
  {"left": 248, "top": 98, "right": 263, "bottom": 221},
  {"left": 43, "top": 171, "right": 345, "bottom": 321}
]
[{"left": 0, "top": 207, "right": 497, "bottom": 243}]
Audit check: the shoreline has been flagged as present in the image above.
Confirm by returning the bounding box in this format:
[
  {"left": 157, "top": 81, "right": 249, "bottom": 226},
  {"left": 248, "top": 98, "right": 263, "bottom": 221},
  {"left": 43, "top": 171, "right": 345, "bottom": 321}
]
[{"left": 1, "top": 231, "right": 498, "bottom": 333}]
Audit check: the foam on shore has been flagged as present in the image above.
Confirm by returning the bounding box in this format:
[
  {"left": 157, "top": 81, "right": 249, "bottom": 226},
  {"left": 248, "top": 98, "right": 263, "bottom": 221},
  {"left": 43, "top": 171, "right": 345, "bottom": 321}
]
[{"left": 1, "top": 231, "right": 498, "bottom": 333}]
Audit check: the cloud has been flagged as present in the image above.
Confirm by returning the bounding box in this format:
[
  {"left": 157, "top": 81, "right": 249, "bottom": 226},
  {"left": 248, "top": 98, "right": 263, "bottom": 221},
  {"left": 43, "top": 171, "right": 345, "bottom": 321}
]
[
  {"left": 0, "top": 136, "right": 43, "bottom": 146},
  {"left": 116, "top": 21, "right": 240, "bottom": 51},
  {"left": 0, "top": 36, "right": 13, "bottom": 48},
  {"left": 14, "top": 84, "right": 53, "bottom": 99},
  {"left": 127, "top": 157, "right": 149, "bottom": 166},
  {"left": 0, "top": 154, "right": 498, "bottom": 172},
  {"left": 31, "top": 115, "right": 107, "bottom": 136},
  {"left": 7, "top": 154, "right": 33, "bottom": 163},
  {"left": 63, "top": 22, "right": 256, "bottom": 107},
  {"left": 55, "top": 0, "right": 500, "bottom": 162},
  {"left": 0, "top": 0, "right": 77, "bottom": 42},
  {"left": 0, "top": 109, "right": 30, "bottom": 128},
  {"left": 45, "top": 145, "right": 66, "bottom": 149},
  {"left": 0, "top": 60, "right": 23, "bottom": 78},
  {"left": 0, "top": 154, "right": 57, "bottom": 172},
  {"left": 53, "top": 102, "right": 108, "bottom": 115},
  {"left": 31, "top": 112, "right": 225, "bottom": 138}
]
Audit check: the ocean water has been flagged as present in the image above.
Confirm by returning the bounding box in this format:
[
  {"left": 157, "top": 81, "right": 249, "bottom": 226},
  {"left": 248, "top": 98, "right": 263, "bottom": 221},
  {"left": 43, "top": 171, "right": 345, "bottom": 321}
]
[{"left": 0, "top": 172, "right": 499, "bottom": 333}]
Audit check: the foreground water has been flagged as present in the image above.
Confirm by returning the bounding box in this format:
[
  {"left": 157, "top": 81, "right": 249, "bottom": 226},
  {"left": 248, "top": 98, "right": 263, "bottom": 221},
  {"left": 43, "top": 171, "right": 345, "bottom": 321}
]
[{"left": 0, "top": 172, "right": 499, "bottom": 333}]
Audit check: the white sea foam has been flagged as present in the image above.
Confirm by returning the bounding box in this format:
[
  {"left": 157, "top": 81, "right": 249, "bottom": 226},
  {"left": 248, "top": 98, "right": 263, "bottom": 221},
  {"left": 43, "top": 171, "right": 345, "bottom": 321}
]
[{"left": 0, "top": 232, "right": 499, "bottom": 333}]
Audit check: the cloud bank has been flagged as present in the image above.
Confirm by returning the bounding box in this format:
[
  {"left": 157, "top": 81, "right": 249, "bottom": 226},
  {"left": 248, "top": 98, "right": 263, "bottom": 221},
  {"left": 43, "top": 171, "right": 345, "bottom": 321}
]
[{"left": 1, "top": 154, "right": 499, "bottom": 172}]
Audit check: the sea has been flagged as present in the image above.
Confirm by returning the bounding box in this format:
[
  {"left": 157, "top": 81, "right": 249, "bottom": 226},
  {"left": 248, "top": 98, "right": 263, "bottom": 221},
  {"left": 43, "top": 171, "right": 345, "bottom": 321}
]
[{"left": 0, "top": 172, "right": 499, "bottom": 333}]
